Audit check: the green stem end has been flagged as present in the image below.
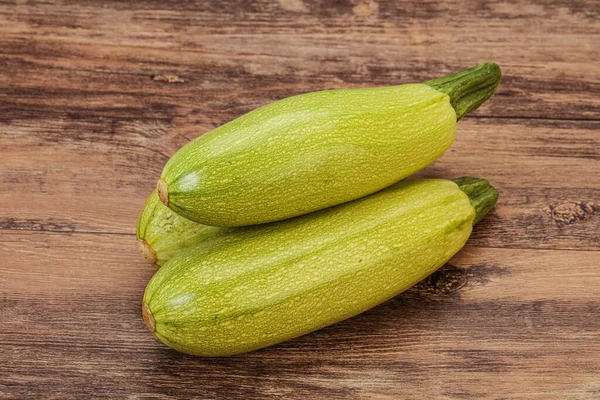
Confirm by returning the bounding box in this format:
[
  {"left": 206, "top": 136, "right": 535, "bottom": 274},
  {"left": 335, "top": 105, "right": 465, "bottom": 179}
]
[
  {"left": 453, "top": 177, "right": 499, "bottom": 225},
  {"left": 425, "top": 62, "right": 502, "bottom": 121}
]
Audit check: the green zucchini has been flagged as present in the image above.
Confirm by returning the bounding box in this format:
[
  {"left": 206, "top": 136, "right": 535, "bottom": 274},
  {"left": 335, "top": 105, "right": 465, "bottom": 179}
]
[
  {"left": 157, "top": 62, "right": 501, "bottom": 227},
  {"left": 136, "top": 190, "right": 225, "bottom": 266},
  {"left": 142, "top": 177, "right": 498, "bottom": 356}
]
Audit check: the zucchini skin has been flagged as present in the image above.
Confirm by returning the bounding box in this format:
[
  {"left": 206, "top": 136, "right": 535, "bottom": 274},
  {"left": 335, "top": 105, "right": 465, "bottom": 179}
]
[
  {"left": 136, "top": 190, "right": 225, "bottom": 267},
  {"left": 161, "top": 84, "right": 455, "bottom": 226},
  {"left": 159, "top": 63, "right": 500, "bottom": 227},
  {"left": 143, "top": 179, "right": 490, "bottom": 356}
]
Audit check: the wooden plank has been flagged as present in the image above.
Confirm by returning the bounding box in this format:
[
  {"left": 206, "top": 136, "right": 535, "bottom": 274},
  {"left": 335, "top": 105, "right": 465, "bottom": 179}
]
[
  {"left": 1, "top": 231, "right": 598, "bottom": 398},
  {"left": 0, "top": 231, "right": 151, "bottom": 295},
  {"left": 2, "top": 118, "right": 598, "bottom": 250},
  {"left": 0, "top": 1, "right": 598, "bottom": 121},
  {"left": 1, "top": 1, "right": 599, "bottom": 398},
  {"left": 2, "top": 231, "right": 599, "bottom": 298}
]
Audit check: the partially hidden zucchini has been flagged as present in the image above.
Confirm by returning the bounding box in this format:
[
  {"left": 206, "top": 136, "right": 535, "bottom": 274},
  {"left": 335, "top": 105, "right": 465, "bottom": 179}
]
[
  {"left": 157, "top": 62, "right": 501, "bottom": 227},
  {"left": 136, "top": 190, "right": 225, "bottom": 266},
  {"left": 142, "top": 177, "right": 498, "bottom": 356}
]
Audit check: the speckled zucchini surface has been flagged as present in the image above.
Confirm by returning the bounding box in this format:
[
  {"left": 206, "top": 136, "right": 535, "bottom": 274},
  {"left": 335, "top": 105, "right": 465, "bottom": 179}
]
[
  {"left": 136, "top": 190, "right": 225, "bottom": 266},
  {"left": 143, "top": 178, "right": 498, "bottom": 356},
  {"left": 158, "top": 63, "right": 501, "bottom": 226}
]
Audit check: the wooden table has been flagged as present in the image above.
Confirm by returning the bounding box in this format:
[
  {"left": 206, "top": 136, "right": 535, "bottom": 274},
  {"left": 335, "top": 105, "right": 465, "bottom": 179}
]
[{"left": 1, "top": 1, "right": 599, "bottom": 398}]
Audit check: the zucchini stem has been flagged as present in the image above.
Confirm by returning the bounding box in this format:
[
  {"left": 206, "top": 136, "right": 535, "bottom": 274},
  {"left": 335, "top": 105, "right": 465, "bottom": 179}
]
[
  {"left": 425, "top": 62, "right": 501, "bottom": 121},
  {"left": 453, "top": 177, "right": 499, "bottom": 225}
]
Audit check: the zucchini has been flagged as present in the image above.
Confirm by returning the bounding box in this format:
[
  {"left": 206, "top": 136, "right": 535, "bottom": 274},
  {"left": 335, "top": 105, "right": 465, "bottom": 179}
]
[
  {"left": 157, "top": 62, "right": 501, "bottom": 226},
  {"left": 136, "top": 190, "right": 225, "bottom": 266},
  {"left": 142, "top": 177, "right": 498, "bottom": 356}
]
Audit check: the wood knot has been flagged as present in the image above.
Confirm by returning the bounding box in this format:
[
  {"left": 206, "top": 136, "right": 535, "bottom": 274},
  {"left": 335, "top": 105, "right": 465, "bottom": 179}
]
[
  {"left": 415, "top": 266, "right": 468, "bottom": 296},
  {"left": 550, "top": 201, "right": 596, "bottom": 227},
  {"left": 404, "top": 263, "right": 507, "bottom": 302}
]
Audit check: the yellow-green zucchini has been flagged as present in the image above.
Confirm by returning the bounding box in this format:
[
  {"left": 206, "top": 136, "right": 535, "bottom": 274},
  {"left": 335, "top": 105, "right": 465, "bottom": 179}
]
[
  {"left": 143, "top": 177, "right": 498, "bottom": 356},
  {"left": 136, "top": 190, "right": 225, "bottom": 266},
  {"left": 157, "top": 62, "right": 501, "bottom": 227}
]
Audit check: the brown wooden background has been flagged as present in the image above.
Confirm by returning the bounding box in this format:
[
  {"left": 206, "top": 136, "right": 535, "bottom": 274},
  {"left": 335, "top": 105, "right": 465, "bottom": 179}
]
[{"left": 1, "top": 0, "right": 599, "bottom": 398}]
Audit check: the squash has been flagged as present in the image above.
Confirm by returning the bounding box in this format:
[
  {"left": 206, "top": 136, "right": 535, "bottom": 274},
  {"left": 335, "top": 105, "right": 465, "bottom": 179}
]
[
  {"left": 142, "top": 177, "right": 498, "bottom": 356},
  {"left": 157, "top": 62, "right": 501, "bottom": 227},
  {"left": 136, "top": 190, "right": 225, "bottom": 266}
]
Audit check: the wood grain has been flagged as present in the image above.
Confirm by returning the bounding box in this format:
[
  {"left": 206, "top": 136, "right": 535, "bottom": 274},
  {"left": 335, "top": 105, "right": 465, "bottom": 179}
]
[
  {"left": 3, "top": 118, "right": 598, "bottom": 250},
  {"left": 2, "top": 232, "right": 599, "bottom": 399},
  {"left": 1, "top": 0, "right": 599, "bottom": 398}
]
